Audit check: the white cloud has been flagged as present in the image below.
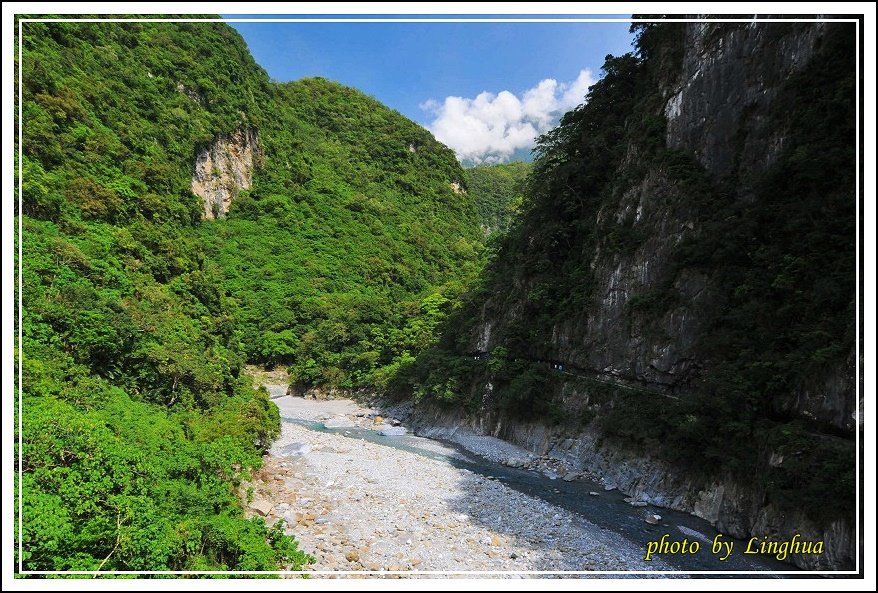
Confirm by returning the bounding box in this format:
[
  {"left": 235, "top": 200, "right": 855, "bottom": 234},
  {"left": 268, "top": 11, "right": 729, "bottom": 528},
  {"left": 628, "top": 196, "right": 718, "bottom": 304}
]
[{"left": 421, "top": 69, "right": 595, "bottom": 164}]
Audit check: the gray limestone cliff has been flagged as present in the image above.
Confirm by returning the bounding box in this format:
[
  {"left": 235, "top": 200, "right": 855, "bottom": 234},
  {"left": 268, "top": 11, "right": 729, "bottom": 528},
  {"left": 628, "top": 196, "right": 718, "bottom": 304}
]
[
  {"left": 657, "top": 20, "right": 855, "bottom": 433},
  {"left": 535, "top": 20, "right": 853, "bottom": 432},
  {"left": 663, "top": 22, "right": 827, "bottom": 182},
  {"left": 192, "top": 127, "right": 261, "bottom": 219},
  {"left": 469, "top": 19, "right": 854, "bottom": 429}
]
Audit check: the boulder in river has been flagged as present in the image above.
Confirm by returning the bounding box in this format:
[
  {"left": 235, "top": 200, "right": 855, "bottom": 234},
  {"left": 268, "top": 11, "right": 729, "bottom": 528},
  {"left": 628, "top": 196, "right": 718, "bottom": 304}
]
[
  {"left": 645, "top": 514, "right": 662, "bottom": 525},
  {"left": 250, "top": 498, "right": 273, "bottom": 517},
  {"left": 378, "top": 426, "right": 407, "bottom": 437}
]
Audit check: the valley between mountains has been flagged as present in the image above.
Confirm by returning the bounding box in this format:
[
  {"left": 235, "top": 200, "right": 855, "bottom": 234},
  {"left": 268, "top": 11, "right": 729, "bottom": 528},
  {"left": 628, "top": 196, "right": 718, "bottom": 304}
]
[{"left": 16, "top": 15, "right": 858, "bottom": 576}]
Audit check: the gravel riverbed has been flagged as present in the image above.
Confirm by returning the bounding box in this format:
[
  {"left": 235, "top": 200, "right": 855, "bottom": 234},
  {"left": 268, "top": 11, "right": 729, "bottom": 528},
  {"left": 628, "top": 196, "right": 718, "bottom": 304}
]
[{"left": 243, "top": 392, "right": 677, "bottom": 577}]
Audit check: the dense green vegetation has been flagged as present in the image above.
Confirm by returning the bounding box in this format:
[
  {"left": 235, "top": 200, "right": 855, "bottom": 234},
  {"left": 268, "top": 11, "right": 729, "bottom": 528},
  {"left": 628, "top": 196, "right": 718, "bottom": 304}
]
[
  {"left": 16, "top": 19, "right": 307, "bottom": 573},
  {"left": 401, "top": 22, "right": 855, "bottom": 524},
  {"left": 464, "top": 162, "right": 531, "bottom": 234},
  {"left": 199, "top": 77, "right": 484, "bottom": 391}
]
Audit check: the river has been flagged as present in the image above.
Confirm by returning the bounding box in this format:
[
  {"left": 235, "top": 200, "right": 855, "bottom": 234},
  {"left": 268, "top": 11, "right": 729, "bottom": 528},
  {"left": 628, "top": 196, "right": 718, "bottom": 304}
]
[{"left": 249, "top": 385, "right": 795, "bottom": 577}]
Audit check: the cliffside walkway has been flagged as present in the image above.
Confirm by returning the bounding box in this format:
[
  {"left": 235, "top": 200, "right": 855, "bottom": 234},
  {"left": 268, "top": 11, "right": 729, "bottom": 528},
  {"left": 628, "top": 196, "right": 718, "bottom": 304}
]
[{"left": 468, "top": 352, "right": 681, "bottom": 401}]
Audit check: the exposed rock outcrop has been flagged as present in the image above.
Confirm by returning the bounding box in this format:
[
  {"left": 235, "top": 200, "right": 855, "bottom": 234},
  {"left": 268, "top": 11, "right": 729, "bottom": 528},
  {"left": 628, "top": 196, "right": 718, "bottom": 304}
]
[
  {"left": 663, "top": 21, "right": 826, "bottom": 181},
  {"left": 176, "top": 82, "right": 205, "bottom": 105},
  {"left": 192, "top": 127, "right": 261, "bottom": 219},
  {"left": 472, "top": 19, "right": 853, "bottom": 430}
]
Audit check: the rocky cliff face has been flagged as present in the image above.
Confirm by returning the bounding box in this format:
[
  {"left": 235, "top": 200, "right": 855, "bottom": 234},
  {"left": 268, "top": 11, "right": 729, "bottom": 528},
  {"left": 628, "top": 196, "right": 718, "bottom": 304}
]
[
  {"left": 663, "top": 22, "right": 827, "bottom": 182},
  {"left": 541, "top": 20, "right": 852, "bottom": 429},
  {"left": 658, "top": 20, "right": 856, "bottom": 433},
  {"left": 550, "top": 165, "right": 709, "bottom": 392},
  {"left": 192, "top": 127, "right": 261, "bottom": 219}
]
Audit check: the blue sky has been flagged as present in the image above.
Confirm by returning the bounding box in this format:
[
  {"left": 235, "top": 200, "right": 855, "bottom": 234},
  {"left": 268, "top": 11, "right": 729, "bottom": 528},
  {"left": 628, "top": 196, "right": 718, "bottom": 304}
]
[{"left": 224, "top": 17, "right": 635, "bottom": 163}]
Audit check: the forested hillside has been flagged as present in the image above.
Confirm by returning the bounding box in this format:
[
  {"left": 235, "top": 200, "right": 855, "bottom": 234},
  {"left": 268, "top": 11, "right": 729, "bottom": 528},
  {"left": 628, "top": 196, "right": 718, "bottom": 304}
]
[
  {"left": 199, "top": 77, "right": 483, "bottom": 392},
  {"left": 16, "top": 18, "right": 482, "bottom": 572}
]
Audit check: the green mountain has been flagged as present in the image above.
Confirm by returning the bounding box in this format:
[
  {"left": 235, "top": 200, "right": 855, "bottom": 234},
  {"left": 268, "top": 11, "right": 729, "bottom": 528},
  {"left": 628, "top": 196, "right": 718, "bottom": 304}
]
[
  {"left": 199, "top": 77, "right": 482, "bottom": 389},
  {"left": 16, "top": 18, "right": 482, "bottom": 572}
]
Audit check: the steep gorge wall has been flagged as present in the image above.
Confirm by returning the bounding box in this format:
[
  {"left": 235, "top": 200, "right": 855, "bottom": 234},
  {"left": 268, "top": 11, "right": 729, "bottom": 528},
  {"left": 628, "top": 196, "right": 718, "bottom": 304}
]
[
  {"left": 539, "top": 20, "right": 853, "bottom": 431},
  {"left": 657, "top": 20, "right": 856, "bottom": 433},
  {"left": 663, "top": 22, "right": 827, "bottom": 181}
]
